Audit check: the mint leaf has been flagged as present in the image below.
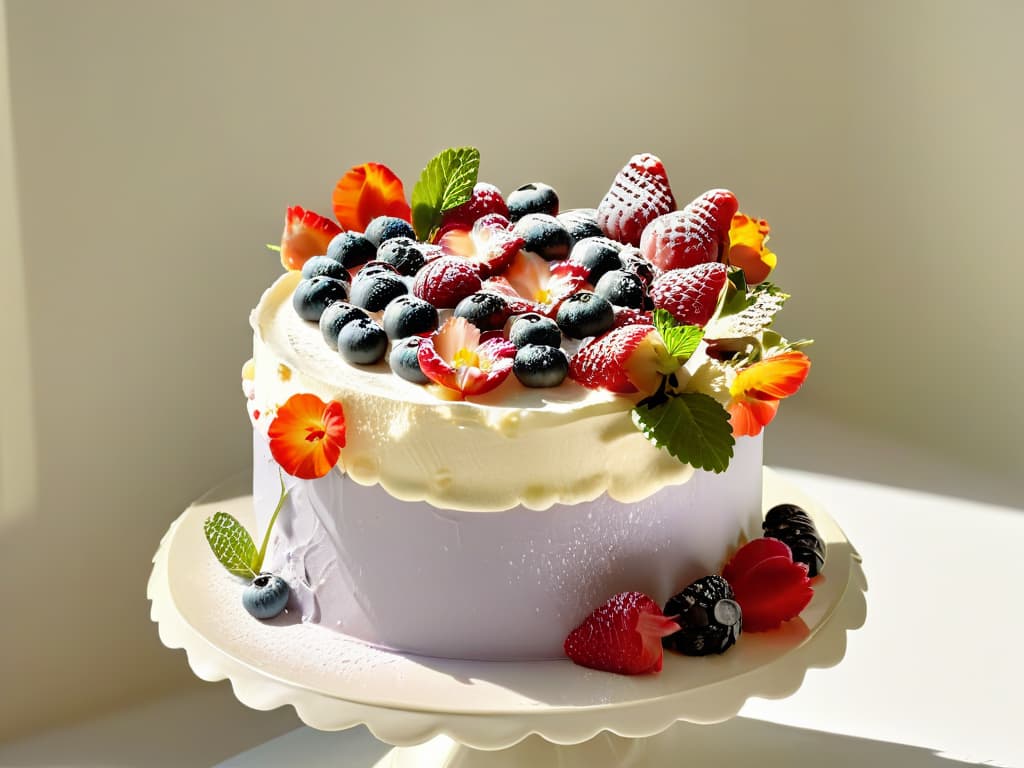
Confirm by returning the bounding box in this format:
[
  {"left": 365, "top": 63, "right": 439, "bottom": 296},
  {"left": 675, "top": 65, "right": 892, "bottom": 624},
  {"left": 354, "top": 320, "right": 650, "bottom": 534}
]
[
  {"left": 720, "top": 268, "right": 753, "bottom": 317},
  {"left": 705, "top": 281, "right": 789, "bottom": 340},
  {"left": 632, "top": 392, "right": 735, "bottom": 473},
  {"left": 411, "top": 147, "right": 481, "bottom": 240},
  {"left": 652, "top": 308, "right": 704, "bottom": 361},
  {"left": 204, "top": 512, "right": 258, "bottom": 578}
]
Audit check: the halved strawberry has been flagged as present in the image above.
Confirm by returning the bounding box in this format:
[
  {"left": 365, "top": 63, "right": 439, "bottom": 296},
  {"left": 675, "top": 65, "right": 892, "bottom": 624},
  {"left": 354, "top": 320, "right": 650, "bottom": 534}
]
[
  {"left": 279, "top": 206, "right": 343, "bottom": 271},
  {"left": 611, "top": 306, "right": 653, "bottom": 330},
  {"left": 436, "top": 217, "right": 525, "bottom": 277},
  {"left": 649, "top": 262, "right": 729, "bottom": 328},
  {"left": 721, "top": 538, "right": 813, "bottom": 632},
  {"left": 569, "top": 324, "right": 677, "bottom": 394},
  {"left": 439, "top": 182, "right": 510, "bottom": 228},
  {"left": 501, "top": 251, "right": 589, "bottom": 316},
  {"left": 564, "top": 591, "right": 680, "bottom": 675},
  {"left": 417, "top": 317, "right": 516, "bottom": 397},
  {"left": 597, "top": 153, "right": 677, "bottom": 247},
  {"left": 640, "top": 189, "right": 738, "bottom": 271}
]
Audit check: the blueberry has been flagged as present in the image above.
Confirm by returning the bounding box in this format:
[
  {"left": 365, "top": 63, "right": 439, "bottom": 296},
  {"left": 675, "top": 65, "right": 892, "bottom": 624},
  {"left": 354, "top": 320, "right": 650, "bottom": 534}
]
[
  {"left": 512, "top": 214, "right": 572, "bottom": 261},
  {"left": 508, "top": 312, "right": 561, "bottom": 348},
  {"left": 301, "top": 255, "right": 351, "bottom": 281},
  {"left": 376, "top": 237, "right": 427, "bottom": 276},
  {"left": 292, "top": 276, "right": 350, "bottom": 322},
  {"left": 326, "top": 231, "right": 377, "bottom": 269},
  {"left": 453, "top": 292, "right": 511, "bottom": 331},
  {"left": 569, "top": 237, "right": 623, "bottom": 284},
  {"left": 354, "top": 259, "right": 400, "bottom": 282},
  {"left": 242, "top": 573, "right": 290, "bottom": 620},
  {"left": 618, "top": 246, "right": 657, "bottom": 287},
  {"left": 338, "top": 317, "right": 388, "bottom": 365},
  {"left": 382, "top": 295, "right": 439, "bottom": 339},
  {"left": 663, "top": 575, "right": 742, "bottom": 656},
  {"left": 764, "top": 503, "right": 826, "bottom": 577},
  {"left": 364, "top": 216, "right": 416, "bottom": 247},
  {"left": 349, "top": 272, "right": 408, "bottom": 312},
  {"left": 513, "top": 345, "right": 569, "bottom": 388},
  {"left": 389, "top": 336, "right": 430, "bottom": 384},
  {"left": 507, "top": 182, "right": 559, "bottom": 222},
  {"left": 594, "top": 269, "right": 646, "bottom": 309},
  {"left": 555, "top": 291, "right": 615, "bottom": 339},
  {"left": 319, "top": 301, "right": 369, "bottom": 348},
  {"left": 557, "top": 208, "right": 603, "bottom": 246}
]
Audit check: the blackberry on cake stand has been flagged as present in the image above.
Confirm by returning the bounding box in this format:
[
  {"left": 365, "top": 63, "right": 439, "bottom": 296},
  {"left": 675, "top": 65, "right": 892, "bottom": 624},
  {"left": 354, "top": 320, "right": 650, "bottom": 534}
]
[{"left": 149, "top": 469, "right": 866, "bottom": 768}]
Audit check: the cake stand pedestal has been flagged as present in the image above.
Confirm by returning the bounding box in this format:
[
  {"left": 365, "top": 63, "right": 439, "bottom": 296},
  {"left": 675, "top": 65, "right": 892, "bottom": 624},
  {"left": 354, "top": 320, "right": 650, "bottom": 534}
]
[{"left": 149, "top": 469, "right": 866, "bottom": 767}]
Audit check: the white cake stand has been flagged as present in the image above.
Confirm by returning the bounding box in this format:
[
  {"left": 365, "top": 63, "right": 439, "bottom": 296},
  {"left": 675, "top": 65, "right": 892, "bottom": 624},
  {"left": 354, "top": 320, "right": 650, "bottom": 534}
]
[{"left": 148, "top": 469, "right": 866, "bottom": 767}]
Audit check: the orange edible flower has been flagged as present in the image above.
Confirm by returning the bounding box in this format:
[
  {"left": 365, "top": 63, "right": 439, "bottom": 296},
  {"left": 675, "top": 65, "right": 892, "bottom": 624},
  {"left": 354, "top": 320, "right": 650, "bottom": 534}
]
[
  {"left": 268, "top": 393, "right": 346, "bottom": 479},
  {"left": 727, "top": 351, "right": 810, "bottom": 437},
  {"left": 332, "top": 162, "right": 411, "bottom": 231},
  {"left": 728, "top": 213, "right": 777, "bottom": 285}
]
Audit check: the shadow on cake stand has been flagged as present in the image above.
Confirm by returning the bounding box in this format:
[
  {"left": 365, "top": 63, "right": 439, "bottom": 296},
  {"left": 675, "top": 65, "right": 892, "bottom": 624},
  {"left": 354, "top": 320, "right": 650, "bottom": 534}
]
[{"left": 149, "top": 470, "right": 867, "bottom": 767}]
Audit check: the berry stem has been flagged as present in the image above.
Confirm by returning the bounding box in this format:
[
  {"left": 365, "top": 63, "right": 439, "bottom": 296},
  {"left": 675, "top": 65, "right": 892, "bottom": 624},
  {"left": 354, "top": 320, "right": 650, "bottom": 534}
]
[{"left": 253, "top": 472, "right": 289, "bottom": 573}]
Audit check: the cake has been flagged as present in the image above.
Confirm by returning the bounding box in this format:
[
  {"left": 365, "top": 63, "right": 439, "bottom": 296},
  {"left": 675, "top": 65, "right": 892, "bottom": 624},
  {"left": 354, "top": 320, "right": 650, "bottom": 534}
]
[{"left": 221, "top": 147, "right": 816, "bottom": 672}]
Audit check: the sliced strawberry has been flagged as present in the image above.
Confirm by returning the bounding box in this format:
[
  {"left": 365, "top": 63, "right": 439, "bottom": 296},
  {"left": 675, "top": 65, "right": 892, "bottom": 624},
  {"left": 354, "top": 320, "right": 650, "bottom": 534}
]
[
  {"left": 721, "top": 537, "right": 793, "bottom": 586},
  {"left": 279, "top": 206, "right": 343, "bottom": 271},
  {"left": 640, "top": 189, "right": 738, "bottom": 271},
  {"left": 417, "top": 317, "right": 515, "bottom": 397},
  {"left": 439, "top": 182, "right": 509, "bottom": 228},
  {"left": 597, "top": 153, "right": 677, "bottom": 247},
  {"left": 436, "top": 217, "right": 525, "bottom": 277},
  {"left": 564, "top": 591, "right": 679, "bottom": 675},
  {"left": 649, "top": 262, "right": 729, "bottom": 328},
  {"left": 501, "top": 251, "right": 589, "bottom": 316},
  {"left": 569, "top": 324, "right": 677, "bottom": 395},
  {"left": 413, "top": 257, "right": 483, "bottom": 308},
  {"left": 721, "top": 538, "right": 813, "bottom": 632}
]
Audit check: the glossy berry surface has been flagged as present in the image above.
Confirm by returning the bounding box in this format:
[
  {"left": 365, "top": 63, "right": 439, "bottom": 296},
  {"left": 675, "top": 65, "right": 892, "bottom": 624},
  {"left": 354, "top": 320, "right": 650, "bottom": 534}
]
[
  {"left": 453, "top": 292, "right": 511, "bottom": 331},
  {"left": 349, "top": 271, "right": 408, "bottom": 312},
  {"left": 513, "top": 344, "right": 569, "bottom": 388},
  {"left": 557, "top": 208, "right": 604, "bottom": 246},
  {"left": 663, "top": 575, "right": 742, "bottom": 656},
  {"left": 388, "top": 336, "right": 430, "bottom": 384},
  {"left": 292, "top": 276, "right": 350, "bottom": 322},
  {"left": 564, "top": 591, "right": 679, "bottom": 675},
  {"left": 382, "top": 295, "right": 439, "bottom": 339},
  {"left": 440, "top": 181, "right": 509, "bottom": 227},
  {"left": 513, "top": 214, "right": 572, "bottom": 261},
  {"left": 376, "top": 237, "right": 427, "bottom": 276},
  {"left": 617, "top": 246, "right": 658, "bottom": 287},
  {"left": 242, "top": 573, "right": 290, "bottom": 620},
  {"left": 301, "top": 255, "right": 351, "bottom": 281},
  {"left": 364, "top": 215, "right": 416, "bottom": 247},
  {"left": 594, "top": 269, "right": 646, "bottom": 309},
  {"left": 509, "top": 312, "right": 562, "bottom": 348},
  {"left": 412, "top": 257, "right": 483, "bottom": 308},
  {"left": 764, "top": 503, "right": 826, "bottom": 577},
  {"left": 319, "top": 301, "right": 369, "bottom": 348},
  {"left": 555, "top": 291, "right": 615, "bottom": 339},
  {"left": 507, "top": 182, "right": 559, "bottom": 222},
  {"left": 326, "top": 231, "right": 377, "bottom": 269},
  {"left": 569, "top": 237, "right": 623, "bottom": 284},
  {"left": 338, "top": 317, "right": 388, "bottom": 364}
]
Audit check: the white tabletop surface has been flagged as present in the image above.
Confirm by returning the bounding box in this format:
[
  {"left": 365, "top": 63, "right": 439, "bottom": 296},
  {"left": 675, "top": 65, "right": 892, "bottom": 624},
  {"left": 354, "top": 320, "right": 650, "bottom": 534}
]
[{"left": 1, "top": 468, "right": 1021, "bottom": 767}]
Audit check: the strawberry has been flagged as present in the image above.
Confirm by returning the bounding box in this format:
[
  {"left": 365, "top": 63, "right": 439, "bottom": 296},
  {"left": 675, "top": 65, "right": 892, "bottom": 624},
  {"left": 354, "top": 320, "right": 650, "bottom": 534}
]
[
  {"left": 611, "top": 306, "right": 653, "bottom": 330},
  {"left": 439, "top": 182, "right": 510, "bottom": 228},
  {"left": 564, "top": 591, "right": 680, "bottom": 675},
  {"left": 413, "top": 257, "right": 483, "bottom": 308},
  {"left": 639, "top": 189, "right": 738, "bottom": 271},
  {"left": 649, "top": 262, "right": 729, "bottom": 328},
  {"left": 279, "top": 206, "right": 343, "bottom": 272},
  {"left": 569, "top": 324, "right": 677, "bottom": 395},
  {"left": 436, "top": 217, "right": 526, "bottom": 277},
  {"left": 721, "top": 538, "right": 813, "bottom": 632},
  {"left": 597, "top": 154, "right": 677, "bottom": 247}
]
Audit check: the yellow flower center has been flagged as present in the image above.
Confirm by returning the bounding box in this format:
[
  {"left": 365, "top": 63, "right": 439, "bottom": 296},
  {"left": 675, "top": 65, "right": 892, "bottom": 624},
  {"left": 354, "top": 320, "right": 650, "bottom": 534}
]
[
  {"left": 453, "top": 347, "right": 480, "bottom": 369},
  {"left": 535, "top": 288, "right": 552, "bottom": 305}
]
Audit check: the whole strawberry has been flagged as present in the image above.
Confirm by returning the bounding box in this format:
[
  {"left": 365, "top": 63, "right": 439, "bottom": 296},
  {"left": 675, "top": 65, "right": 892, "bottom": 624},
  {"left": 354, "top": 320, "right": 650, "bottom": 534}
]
[
  {"left": 440, "top": 182, "right": 509, "bottom": 228},
  {"left": 564, "top": 591, "right": 680, "bottom": 675},
  {"left": 649, "top": 262, "right": 729, "bottom": 328},
  {"left": 640, "top": 189, "right": 738, "bottom": 271},
  {"left": 413, "top": 257, "right": 483, "bottom": 308},
  {"left": 569, "top": 324, "right": 677, "bottom": 395},
  {"left": 597, "top": 154, "right": 677, "bottom": 247}
]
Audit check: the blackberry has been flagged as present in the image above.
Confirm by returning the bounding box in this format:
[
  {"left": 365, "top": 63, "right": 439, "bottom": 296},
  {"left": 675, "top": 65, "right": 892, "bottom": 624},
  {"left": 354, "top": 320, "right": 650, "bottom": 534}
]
[
  {"left": 764, "top": 503, "right": 826, "bottom": 577},
  {"left": 663, "top": 575, "right": 742, "bottom": 656}
]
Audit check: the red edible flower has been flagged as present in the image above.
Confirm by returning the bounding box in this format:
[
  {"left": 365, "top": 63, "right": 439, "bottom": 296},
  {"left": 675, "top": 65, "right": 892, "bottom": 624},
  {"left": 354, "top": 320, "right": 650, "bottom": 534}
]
[
  {"left": 332, "top": 162, "right": 411, "bottom": 232},
  {"left": 267, "top": 393, "right": 346, "bottom": 479},
  {"left": 417, "top": 317, "right": 515, "bottom": 398}
]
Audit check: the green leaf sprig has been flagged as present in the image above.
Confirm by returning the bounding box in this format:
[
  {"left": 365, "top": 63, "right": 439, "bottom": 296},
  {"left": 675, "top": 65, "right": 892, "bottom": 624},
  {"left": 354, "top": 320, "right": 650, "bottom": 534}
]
[
  {"left": 410, "top": 147, "right": 481, "bottom": 241},
  {"left": 204, "top": 473, "right": 289, "bottom": 579}
]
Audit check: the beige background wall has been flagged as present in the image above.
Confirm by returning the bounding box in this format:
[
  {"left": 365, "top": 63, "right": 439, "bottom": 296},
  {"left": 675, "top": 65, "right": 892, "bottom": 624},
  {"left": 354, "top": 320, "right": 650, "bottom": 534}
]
[{"left": 1, "top": 0, "right": 1021, "bottom": 741}]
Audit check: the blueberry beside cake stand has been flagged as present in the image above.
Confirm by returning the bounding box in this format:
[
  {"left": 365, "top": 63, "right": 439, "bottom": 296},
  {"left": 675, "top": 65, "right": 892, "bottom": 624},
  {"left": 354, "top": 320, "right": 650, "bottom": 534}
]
[{"left": 148, "top": 469, "right": 866, "bottom": 767}]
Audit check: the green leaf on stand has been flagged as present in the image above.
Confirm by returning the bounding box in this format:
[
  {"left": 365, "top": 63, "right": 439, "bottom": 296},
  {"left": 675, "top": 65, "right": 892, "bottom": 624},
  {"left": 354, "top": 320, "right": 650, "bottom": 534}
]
[
  {"left": 203, "top": 512, "right": 258, "bottom": 578},
  {"left": 632, "top": 392, "right": 735, "bottom": 473},
  {"left": 410, "top": 147, "right": 481, "bottom": 241},
  {"left": 652, "top": 308, "right": 704, "bottom": 361}
]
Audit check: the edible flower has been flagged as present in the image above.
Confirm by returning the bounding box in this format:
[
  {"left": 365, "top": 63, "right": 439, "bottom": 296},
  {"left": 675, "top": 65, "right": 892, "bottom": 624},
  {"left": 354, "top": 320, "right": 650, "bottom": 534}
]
[
  {"left": 727, "top": 213, "right": 777, "bottom": 285},
  {"left": 503, "top": 251, "right": 589, "bottom": 316},
  {"left": 727, "top": 351, "right": 810, "bottom": 436},
  {"left": 332, "top": 162, "right": 411, "bottom": 231},
  {"left": 268, "top": 393, "right": 346, "bottom": 479},
  {"left": 279, "top": 205, "right": 342, "bottom": 272},
  {"left": 417, "top": 317, "right": 516, "bottom": 398}
]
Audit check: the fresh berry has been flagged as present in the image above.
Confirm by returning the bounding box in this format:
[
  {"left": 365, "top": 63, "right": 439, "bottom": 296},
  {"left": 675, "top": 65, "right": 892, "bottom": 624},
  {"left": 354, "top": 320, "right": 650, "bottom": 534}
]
[
  {"left": 439, "top": 182, "right": 509, "bottom": 227},
  {"left": 557, "top": 208, "right": 603, "bottom": 245},
  {"left": 509, "top": 313, "right": 562, "bottom": 348},
  {"left": 764, "top": 503, "right": 826, "bottom": 577},
  {"left": 364, "top": 215, "right": 416, "bottom": 248},
  {"left": 381, "top": 295, "right": 439, "bottom": 339},
  {"left": 319, "top": 301, "right": 369, "bottom": 348},
  {"left": 453, "top": 292, "right": 511, "bottom": 331},
  {"left": 301, "top": 255, "right": 351, "bottom": 281},
  {"left": 279, "top": 206, "right": 342, "bottom": 271},
  {"left": 326, "top": 231, "right": 376, "bottom": 269},
  {"left": 436, "top": 217, "right": 525, "bottom": 277},
  {"left": 242, "top": 573, "right": 290, "bottom": 620},
  {"left": 611, "top": 306, "right": 653, "bottom": 329},
  {"left": 376, "top": 237, "right": 428, "bottom": 276},
  {"left": 349, "top": 271, "right": 408, "bottom": 312},
  {"left": 475, "top": 212, "right": 512, "bottom": 231},
  {"left": 594, "top": 269, "right": 646, "bottom": 309},
  {"left": 617, "top": 246, "right": 659, "bottom": 287},
  {"left": 413, "top": 257, "right": 483, "bottom": 308},
  {"left": 507, "top": 182, "right": 559, "bottom": 221},
  {"left": 569, "top": 324, "right": 676, "bottom": 394},
  {"left": 721, "top": 538, "right": 814, "bottom": 632},
  {"left": 292, "top": 276, "right": 349, "bottom": 322},
  {"left": 649, "top": 262, "right": 729, "bottom": 328},
  {"left": 640, "top": 189, "right": 738, "bottom": 271},
  {"left": 568, "top": 236, "right": 623, "bottom": 284},
  {"left": 597, "top": 153, "right": 677, "bottom": 247},
  {"left": 354, "top": 260, "right": 400, "bottom": 281},
  {"left": 417, "top": 317, "right": 516, "bottom": 396},
  {"left": 502, "top": 252, "right": 589, "bottom": 316},
  {"left": 389, "top": 336, "right": 430, "bottom": 384},
  {"left": 564, "top": 591, "right": 679, "bottom": 675},
  {"left": 555, "top": 291, "right": 615, "bottom": 339},
  {"left": 513, "top": 214, "right": 572, "bottom": 261},
  {"left": 663, "top": 575, "right": 742, "bottom": 656},
  {"left": 337, "top": 317, "right": 388, "bottom": 365},
  {"left": 513, "top": 344, "right": 569, "bottom": 388}
]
